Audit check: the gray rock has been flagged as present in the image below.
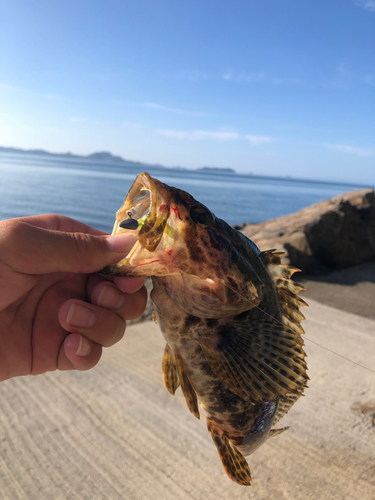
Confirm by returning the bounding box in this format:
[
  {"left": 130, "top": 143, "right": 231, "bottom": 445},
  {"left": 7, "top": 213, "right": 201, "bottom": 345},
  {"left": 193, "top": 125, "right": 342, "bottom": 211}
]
[{"left": 238, "top": 189, "right": 375, "bottom": 274}]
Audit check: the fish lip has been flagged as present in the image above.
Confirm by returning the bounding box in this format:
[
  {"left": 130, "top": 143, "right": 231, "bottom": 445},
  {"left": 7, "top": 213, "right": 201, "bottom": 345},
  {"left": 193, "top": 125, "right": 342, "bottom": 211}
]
[
  {"left": 101, "top": 172, "right": 171, "bottom": 275},
  {"left": 112, "top": 172, "right": 154, "bottom": 237}
]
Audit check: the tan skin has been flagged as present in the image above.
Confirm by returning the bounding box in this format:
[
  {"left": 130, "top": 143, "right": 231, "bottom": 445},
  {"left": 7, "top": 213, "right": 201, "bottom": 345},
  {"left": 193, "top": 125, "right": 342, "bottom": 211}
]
[{"left": 0, "top": 214, "right": 147, "bottom": 382}]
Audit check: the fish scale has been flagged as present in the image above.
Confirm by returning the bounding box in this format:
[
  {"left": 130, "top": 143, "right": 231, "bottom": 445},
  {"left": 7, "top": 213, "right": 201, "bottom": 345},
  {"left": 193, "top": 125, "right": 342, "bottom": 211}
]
[{"left": 103, "top": 172, "right": 308, "bottom": 486}]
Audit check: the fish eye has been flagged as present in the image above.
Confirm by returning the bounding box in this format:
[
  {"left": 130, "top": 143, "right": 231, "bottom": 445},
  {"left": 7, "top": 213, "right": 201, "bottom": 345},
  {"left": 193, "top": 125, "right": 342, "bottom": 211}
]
[{"left": 190, "top": 206, "right": 214, "bottom": 228}]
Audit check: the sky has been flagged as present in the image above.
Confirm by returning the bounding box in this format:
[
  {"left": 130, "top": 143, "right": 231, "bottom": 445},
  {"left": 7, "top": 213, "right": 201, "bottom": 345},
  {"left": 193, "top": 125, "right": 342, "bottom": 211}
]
[{"left": 0, "top": 0, "right": 374, "bottom": 183}]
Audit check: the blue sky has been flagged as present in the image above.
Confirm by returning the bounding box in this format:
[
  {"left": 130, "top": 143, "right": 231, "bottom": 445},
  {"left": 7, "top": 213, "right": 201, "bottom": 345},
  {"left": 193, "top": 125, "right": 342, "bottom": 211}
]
[{"left": 1, "top": 0, "right": 374, "bottom": 182}]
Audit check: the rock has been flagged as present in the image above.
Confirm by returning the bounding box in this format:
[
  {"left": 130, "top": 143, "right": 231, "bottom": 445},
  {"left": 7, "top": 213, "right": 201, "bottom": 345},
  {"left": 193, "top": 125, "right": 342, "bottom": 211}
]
[{"left": 238, "top": 189, "right": 375, "bottom": 275}]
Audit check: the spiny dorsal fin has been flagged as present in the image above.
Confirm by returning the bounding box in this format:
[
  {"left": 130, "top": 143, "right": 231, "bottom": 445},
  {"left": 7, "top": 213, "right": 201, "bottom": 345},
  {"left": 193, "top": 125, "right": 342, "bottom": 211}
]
[
  {"left": 161, "top": 344, "right": 180, "bottom": 395},
  {"left": 207, "top": 419, "right": 251, "bottom": 486},
  {"left": 260, "top": 249, "right": 308, "bottom": 336}
]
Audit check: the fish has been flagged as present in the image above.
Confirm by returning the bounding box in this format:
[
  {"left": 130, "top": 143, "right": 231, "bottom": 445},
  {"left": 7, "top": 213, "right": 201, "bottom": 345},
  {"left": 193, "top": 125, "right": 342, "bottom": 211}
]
[{"left": 102, "top": 172, "right": 309, "bottom": 486}]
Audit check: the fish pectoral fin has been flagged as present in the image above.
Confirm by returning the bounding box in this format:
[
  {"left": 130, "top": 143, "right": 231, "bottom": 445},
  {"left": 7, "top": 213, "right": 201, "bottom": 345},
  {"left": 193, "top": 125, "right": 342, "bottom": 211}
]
[
  {"left": 199, "top": 320, "right": 308, "bottom": 403},
  {"left": 207, "top": 419, "right": 251, "bottom": 486},
  {"left": 268, "top": 426, "right": 290, "bottom": 439},
  {"left": 161, "top": 344, "right": 180, "bottom": 395},
  {"left": 175, "top": 354, "right": 200, "bottom": 420}
]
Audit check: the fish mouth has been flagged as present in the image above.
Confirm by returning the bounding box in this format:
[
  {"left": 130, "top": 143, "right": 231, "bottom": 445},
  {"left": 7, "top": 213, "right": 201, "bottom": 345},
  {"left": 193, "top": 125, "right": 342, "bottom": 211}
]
[
  {"left": 102, "top": 172, "right": 174, "bottom": 277},
  {"left": 112, "top": 172, "right": 153, "bottom": 238}
]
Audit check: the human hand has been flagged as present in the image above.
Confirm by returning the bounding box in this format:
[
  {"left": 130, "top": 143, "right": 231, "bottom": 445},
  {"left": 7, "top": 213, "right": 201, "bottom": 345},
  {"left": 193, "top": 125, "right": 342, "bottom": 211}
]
[{"left": 0, "top": 214, "right": 147, "bottom": 382}]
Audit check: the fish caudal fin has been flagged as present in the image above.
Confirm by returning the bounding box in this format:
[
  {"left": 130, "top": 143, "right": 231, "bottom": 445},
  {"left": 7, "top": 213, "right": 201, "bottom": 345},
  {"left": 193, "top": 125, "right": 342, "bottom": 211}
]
[
  {"left": 161, "top": 344, "right": 180, "bottom": 395},
  {"left": 207, "top": 419, "right": 251, "bottom": 486}
]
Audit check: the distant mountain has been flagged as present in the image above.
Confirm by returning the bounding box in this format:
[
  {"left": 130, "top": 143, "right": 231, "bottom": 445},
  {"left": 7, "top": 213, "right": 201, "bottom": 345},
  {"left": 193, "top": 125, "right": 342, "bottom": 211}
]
[
  {"left": 86, "top": 151, "right": 129, "bottom": 163},
  {"left": 197, "top": 166, "right": 235, "bottom": 173},
  {"left": 0, "top": 146, "right": 157, "bottom": 168},
  {"left": 0, "top": 146, "right": 239, "bottom": 174}
]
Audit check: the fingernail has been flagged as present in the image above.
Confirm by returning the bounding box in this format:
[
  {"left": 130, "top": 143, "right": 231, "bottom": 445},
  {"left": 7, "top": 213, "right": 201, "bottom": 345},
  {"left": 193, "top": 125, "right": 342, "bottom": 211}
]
[
  {"left": 105, "top": 233, "right": 138, "bottom": 253},
  {"left": 66, "top": 303, "right": 97, "bottom": 328},
  {"left": 75, "top": 336, "right": 92, "bottom": 357},
  {"left": 97, "top": 284, "right": 126, "bottom": 309}
]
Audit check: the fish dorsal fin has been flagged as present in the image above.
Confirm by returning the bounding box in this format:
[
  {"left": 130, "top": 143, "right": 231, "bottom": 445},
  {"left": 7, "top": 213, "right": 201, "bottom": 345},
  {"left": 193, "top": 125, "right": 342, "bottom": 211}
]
[
  {"left": 260, "top": 249, "right": 308, "bottom": 336},
  {"left": 207, "top": 419, "right": 251, "bottom": 486},
  {"left": 199, "top": 320, "right": 309, "bottom": 403}
]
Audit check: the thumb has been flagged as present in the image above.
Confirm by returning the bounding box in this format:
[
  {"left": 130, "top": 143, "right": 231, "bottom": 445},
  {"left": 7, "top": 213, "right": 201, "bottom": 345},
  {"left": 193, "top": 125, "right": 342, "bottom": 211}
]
[{"left": 0, "top": 220, "right": 137, "bottom": 275}]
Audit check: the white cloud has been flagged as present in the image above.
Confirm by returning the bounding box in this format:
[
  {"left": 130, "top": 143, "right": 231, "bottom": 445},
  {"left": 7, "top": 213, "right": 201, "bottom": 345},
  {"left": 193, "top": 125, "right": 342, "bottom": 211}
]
[
  {"left": 355, "top": 1, "right": 375, "bottom": 11},
  {"left": 156, "top": 129, "right": 240, "bottom": 141},
  {"left": 156, "top": 129, "right": 275, "bottom": 145},
  {"left": 245, "top": 135, "right": 275, "bottom": 145},
  {"left": 222, "top": 72, "right": 266, "bottom": 83},
  {"left": 322, "top": 143, "right": 372, "bottom": 157},
  {"left": 142, "top": 102, "right": 206, "bottom": 116}
]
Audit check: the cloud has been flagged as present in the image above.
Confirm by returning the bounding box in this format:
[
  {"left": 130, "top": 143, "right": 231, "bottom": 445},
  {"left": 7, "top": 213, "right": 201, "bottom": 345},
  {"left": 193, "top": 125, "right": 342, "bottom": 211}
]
[
  {"left": 156, "top": 129, "right": 275, "bottom": 144},
  {"left": 156, "top": 129, "right": 240, "bottom": 141},
  {"left": 322, "top": 143, "right": 372, "bottom": 157},
  {"left": 222, "top": 72, "right": 266, "bottom": 83},
  {"left": 245, "top": 135, "right": 275, "bottom": 145},
  {"left": 142, "top": 102, "right": 206, "bottom": 116},
  {"left": 355, "top": 1, "right": 375, "bottom": 11}
]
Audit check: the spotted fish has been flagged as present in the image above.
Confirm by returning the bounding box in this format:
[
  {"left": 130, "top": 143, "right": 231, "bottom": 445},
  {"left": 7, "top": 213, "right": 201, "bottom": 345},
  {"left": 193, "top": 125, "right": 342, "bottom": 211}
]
[{"left": 103, "top": 172, "right": 309, "bottom": 486}]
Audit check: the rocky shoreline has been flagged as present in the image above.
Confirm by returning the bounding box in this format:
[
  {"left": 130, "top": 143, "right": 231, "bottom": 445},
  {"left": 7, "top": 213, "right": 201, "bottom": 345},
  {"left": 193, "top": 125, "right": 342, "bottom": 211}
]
[{"left": 237, "top": 188, "right": 375, "bottom": 275}]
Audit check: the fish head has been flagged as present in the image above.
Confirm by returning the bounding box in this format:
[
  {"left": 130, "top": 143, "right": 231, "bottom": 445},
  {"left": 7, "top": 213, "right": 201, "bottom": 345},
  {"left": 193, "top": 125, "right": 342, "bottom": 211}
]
[{"left": 103, "top": 172, "right": 266, "bottom": 318}]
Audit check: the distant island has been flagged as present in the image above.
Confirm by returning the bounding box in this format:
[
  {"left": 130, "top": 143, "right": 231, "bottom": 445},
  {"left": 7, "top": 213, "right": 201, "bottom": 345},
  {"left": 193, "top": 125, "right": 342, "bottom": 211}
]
[
  {"left": 0, "top": 146, "right": 155, "bottom": 168},
  {"left": 0, "top": 146, "right": 236, "bottom": 174},
  {"left": 197, "top": 166, "right": 235, "bottom": 173}
]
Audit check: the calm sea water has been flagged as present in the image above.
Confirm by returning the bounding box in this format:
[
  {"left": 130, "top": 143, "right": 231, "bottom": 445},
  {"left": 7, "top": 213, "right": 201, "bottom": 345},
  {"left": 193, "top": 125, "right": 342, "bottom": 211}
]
[{"left": 0, "top": 152, "right": 372, "bottom": 233}]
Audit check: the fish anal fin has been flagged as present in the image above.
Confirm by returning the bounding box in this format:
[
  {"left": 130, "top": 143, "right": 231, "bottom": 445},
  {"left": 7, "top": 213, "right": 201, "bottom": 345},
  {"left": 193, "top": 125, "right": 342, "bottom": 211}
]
[
  {"left": 268, "top": 426, "right": 290, "bottom": 439},
  {"left": 161, "top": 344, "right": 180, "bottom": 395},
  {"left": 199, "top": 320, "right": 308, "bottom": 404},
  {"left": 207, "top": 419, "right": 251, "bottom": 486},
  {"left": 175, "top": 354, "right": 200, "bottom": 419}
]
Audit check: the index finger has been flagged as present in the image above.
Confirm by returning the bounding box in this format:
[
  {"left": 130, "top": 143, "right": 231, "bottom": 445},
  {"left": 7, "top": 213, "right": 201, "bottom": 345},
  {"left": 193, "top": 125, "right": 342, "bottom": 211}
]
[{"left": 14, "top": 214, "right": 107, "bottom": 236}]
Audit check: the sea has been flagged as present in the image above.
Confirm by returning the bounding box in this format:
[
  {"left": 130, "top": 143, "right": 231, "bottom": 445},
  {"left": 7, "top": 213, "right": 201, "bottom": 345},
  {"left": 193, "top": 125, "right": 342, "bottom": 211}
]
[{"left": 0, "top": 151, "right": 372, "bottom": 233}]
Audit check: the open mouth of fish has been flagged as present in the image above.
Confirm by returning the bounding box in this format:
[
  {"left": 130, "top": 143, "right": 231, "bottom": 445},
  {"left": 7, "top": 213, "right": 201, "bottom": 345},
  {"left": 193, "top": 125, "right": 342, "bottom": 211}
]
[{"left": 102, "top": 172, "right": 180, "bottom": 277}]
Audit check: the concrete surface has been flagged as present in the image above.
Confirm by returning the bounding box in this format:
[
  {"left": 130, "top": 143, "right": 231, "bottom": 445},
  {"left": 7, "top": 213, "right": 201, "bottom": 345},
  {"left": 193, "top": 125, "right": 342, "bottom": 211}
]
[{"left": 0, "top": 299, "right": 374, "bottom": 500}]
